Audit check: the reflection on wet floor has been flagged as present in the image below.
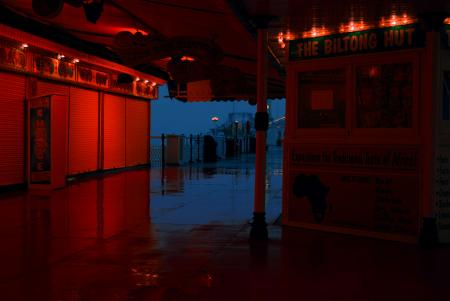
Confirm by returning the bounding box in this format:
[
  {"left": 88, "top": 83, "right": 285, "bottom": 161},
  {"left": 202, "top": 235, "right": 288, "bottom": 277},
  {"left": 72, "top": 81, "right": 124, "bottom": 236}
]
[{"left": 0, "top": 146, "right": 449, "bottom": 300}]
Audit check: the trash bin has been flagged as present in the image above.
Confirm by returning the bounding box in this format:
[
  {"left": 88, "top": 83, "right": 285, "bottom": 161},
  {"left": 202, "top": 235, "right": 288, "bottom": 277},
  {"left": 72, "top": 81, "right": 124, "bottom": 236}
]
[
  {"left": 249, "top": 137, "right": 256, "bottom": 153},
  {"left": 225, "top": 138, "right": 235, "bottom": 157},
  {"left": 203, "top": 135, "right": 217, "bottom": 162},
  {"left": 166, "top": 135, "right": 182, "bottom": 165}
]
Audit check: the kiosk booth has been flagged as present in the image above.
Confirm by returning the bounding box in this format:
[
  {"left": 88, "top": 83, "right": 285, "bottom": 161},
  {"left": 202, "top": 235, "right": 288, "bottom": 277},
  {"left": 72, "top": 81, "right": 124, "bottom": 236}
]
[
  {"left": 0, "top": 25, "right": 161, "bottom": 189},
  {"left": 283, "top": 17, "right": 450, "bottom": 243}
]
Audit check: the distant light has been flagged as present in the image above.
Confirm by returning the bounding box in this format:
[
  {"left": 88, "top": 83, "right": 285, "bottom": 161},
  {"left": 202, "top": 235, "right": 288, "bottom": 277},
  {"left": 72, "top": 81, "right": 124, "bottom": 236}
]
[
  {"left": 57, "top": 54, "right": 65, "bottom": 60},
  {"left": 181, "top": 56, "right": 195, "bottom": 61},
  {"left": 72, "top": 58, "right": 79, "bottom": 64},
  {"left": 211, "top": 116, "right": 219, "bottom": 122},
  {"left": 21, "top": 43, "right": 28, "bottom": 49},
  {"left": 445, "top": 18, "right": 450, "bottom": 25},
  {"left": 151, "top": 82, "right": 157, "bottom": 87},
  {"left": 144, "top": 80, "right": 149, "bottom": 84},
  {"left": 135, "top": 77, "right": 140, "bottom": 82}
]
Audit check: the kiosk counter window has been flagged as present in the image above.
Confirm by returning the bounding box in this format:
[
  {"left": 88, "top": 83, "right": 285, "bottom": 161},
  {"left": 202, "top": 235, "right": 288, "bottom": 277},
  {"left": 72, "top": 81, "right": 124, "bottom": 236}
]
[
  {"left": 355, "top": 62, "right": 413, "bottom": 129},
  {"left": 294, "top": 56, "right": 418, "bottom": 135},
  {"left": 297, "top": 69, "right": 347, "bottom": 129}
]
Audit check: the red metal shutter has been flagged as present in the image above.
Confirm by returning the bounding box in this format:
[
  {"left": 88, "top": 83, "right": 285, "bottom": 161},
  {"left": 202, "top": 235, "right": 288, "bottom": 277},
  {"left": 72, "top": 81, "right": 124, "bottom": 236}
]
[
  {"left": 0, "top": 72, "right": 26, "bottom": 186},
  {"left": 103, "top": 94, "right": 126, "bottom": 169},
  {"left": 69, "top": 87, "right": 99, "bottom": 175},
  {"left": 36, "top": 81, "right": 69, "bottom": 97},
  {"left": 126, "top": 98, "right": 149, "bottom": 166}
]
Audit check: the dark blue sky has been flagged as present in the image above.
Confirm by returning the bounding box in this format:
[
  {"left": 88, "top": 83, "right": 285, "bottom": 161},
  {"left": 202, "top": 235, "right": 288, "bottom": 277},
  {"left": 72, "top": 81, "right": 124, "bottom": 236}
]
[{"left": 151, "top": 85, "right": 285, "bottom": 136}]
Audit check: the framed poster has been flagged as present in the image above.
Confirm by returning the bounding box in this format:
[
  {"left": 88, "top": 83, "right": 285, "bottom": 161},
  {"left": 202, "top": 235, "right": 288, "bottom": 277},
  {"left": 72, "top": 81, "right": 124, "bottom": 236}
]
[{"left": 30, "top": 96, "right": 51, "bottom": 184}]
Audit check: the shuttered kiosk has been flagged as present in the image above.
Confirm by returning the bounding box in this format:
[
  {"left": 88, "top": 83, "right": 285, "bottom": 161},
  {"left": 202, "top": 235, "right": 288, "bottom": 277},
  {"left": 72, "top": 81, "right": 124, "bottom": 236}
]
[
  {"left": 0, "top": 72, "right": 26, "bottom": 186},
  {"left": 68, "top": 87, "right": 99, "bottom": 175},
  {"left": 0, "top": 25, "right": 161, "bottom": 189},
  {"left": 126, "top": 98, "right": 150, "bottom": 167},
  {"left": 103, "top": 94, "right": 126, "bottom": 170}
]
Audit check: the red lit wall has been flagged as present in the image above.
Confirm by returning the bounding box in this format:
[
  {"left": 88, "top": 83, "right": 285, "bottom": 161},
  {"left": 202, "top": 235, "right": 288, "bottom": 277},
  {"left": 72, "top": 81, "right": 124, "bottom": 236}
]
[
  {"left": 126, "top": 98, "right": 150, "bottom": 166},
  {"left": 103, "top": 94, "right": 126, "bottom": 169},
  {"left": 36, "top": 81, "right": 69, "bottom": 97},
  {"left": 0, "top": 73, "right": 25, "bottom": 186},
  {"left": 0, "top": 73, "right": 152, "bottom": 187},
  {"left": 68, "top": 87, "right": 99, "bottom": 175}
]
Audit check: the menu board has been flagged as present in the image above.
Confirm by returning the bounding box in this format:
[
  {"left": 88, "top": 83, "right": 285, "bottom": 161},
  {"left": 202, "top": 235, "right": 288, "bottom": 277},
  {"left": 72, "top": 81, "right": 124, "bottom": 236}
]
[
  {"left": 287, "top": 144, "right": 420, "bottom": 236},
  {"left": 288, "top": 170, "right": 419, "bottom": 235},
  {"left": 77, "top": 66, "right": 109, "bottom": 87},
  {"left": 30, "top": 96, "right": 51, "bottom": 184},
  {"left": 0, "top": 45, "right": 26, "bottom": 70},
  {"left": 34, "top": 55, "right": 75, "bottom": 81}
]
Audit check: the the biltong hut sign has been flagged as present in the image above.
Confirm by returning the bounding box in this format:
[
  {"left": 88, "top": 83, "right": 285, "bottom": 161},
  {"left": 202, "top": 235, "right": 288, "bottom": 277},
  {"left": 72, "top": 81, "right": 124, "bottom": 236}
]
[{"left": 289, "top": 24, "right": 424, "bottom": 61}]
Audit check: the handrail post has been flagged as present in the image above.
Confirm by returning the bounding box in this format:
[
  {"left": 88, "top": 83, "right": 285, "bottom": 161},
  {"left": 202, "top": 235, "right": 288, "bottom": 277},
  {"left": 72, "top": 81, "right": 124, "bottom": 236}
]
[
  {"left": 197, "top": 134, "right": 201, "bottom": 162},
  {"left": 189, "top": 134, "right": 193, "bottom": 163}
]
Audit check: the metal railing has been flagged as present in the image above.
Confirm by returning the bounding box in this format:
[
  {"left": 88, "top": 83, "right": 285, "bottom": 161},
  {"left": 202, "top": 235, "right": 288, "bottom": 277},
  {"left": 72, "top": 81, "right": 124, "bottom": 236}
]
[{"left": 150, "top": 134, "right": 255, "bottom": 167}]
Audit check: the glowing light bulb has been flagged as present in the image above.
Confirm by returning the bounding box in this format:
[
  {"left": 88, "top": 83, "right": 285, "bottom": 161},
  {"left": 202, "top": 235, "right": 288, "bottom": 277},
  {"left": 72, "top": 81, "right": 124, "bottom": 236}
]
[
  {"left": 57, "top": 54, "right": 64, "bottom": 60},
  {"left": 72, "top": 58, "right": 79, "bottom": 63},
  {"left": 135, "top": 77, "right": 140, "bottom": 82},
  {"left": 21, "top": 43, "right": 28, "bottom": 49},
  {"left": 349, "top": 22, "right": 355, "bottom": 31},
  {"left": 391, "top": 15, "right": 397, "bottom": 26}
]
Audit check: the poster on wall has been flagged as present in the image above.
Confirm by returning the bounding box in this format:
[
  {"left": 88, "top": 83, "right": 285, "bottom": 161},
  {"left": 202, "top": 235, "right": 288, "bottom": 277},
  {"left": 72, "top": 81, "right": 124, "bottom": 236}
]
[
  {"left": 77, "top": 66, "right": 109, "bottom": 88},
  {"left": 0, "top": 45, "right": 26, "bottom": 70},
  {"left": 33, "top": 54, "right": 75, "bottom": 81},
  {"left": 288, "top": 170, "right": 420, "bottom": 236},
  {"left": 110, "top": 73, "right": 133, "bottom": 94},
  {"left": 291, "top": 145, "right": 418, "bottom": 171},
  {"left": 30, "top": 96, "right": 51, "bottom": 184},
  {"left": 287, "top": 145, "right": 420, "bottom": 236}
]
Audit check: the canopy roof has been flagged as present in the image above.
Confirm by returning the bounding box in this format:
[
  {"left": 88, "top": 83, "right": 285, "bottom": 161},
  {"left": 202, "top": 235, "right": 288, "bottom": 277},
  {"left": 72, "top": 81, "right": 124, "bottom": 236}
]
[{"left": 1, "top": 0, "right": 449, "bottom": 101}]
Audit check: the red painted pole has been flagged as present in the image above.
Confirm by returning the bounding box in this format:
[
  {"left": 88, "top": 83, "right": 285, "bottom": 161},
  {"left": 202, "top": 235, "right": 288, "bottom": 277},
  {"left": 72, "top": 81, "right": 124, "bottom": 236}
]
[
  {"left": 254, "top": 27, "right": 268, "bottom": 212},
  {"left": 250, "top": 23, "right": 269, "bottom": 240}
]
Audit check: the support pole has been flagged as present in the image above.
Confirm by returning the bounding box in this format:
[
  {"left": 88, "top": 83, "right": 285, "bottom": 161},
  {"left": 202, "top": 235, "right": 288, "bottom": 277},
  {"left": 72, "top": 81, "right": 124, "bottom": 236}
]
[
  {"left": 197, "top": 134, "right": 201, "bottom": 162},
  {"left": 161, "top": 134, "right": 165, "bottom": 186},
  {"left": 250, "top": 18, "right": 271, "bottom": 241},
  {"left": 189, "top": 134, "right": 193, "bottom": 163}
]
